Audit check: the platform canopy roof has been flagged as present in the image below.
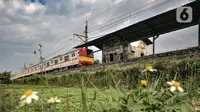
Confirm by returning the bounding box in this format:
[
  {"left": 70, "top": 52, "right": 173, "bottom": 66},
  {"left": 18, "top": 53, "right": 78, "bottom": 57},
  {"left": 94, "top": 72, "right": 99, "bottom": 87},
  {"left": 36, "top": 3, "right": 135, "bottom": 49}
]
[{"left": 75, "top": 1, "right": 200, "bottom": 50}]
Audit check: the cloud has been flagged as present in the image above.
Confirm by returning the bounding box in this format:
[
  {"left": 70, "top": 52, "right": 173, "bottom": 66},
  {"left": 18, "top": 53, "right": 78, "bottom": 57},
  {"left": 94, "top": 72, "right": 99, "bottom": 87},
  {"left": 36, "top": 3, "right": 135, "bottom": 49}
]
[
  {"left": 82, "top": 0, "right": 96, "bottom": 4},
  {"left": 71, "top": 0, "right": 96, "bottom": 5},
  {"left": 24, "top": 2, "right": 45, "bottom": 14},
  {"left": 0, "top": 0, "right": 4, "bottom": 9}
]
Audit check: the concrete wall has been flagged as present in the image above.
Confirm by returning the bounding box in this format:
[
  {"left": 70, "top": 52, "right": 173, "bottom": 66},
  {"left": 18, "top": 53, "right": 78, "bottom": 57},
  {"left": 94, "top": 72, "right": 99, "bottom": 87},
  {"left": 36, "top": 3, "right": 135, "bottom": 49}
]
[{"left": 102, "top": 37, "right": 147, "bottom": 63}]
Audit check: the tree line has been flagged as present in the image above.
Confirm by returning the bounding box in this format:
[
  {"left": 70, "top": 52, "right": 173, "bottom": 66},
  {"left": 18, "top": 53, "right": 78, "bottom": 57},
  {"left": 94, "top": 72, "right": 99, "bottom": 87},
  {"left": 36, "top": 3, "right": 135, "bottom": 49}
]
[{"left": 0, "top": 71, "right": 12, "bottom": 84}]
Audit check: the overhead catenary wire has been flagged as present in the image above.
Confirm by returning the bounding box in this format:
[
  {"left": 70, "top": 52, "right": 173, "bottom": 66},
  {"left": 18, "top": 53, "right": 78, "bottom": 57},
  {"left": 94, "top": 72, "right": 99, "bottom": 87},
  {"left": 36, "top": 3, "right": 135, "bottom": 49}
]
[
  {"left": 88, "top": 0, "right": 127, "bottom": 21},
  {"left": 88, "top": 0, "right": 168, "bottom": 34},
  {"left": 88, "top": 34, "right": 107, "bottom": 40},
  {"left": 88, "top": 0, "right": 171, "bottom": 36},
  {"left": 88, "top": 0, "right": 162, "bottom": 33},
  {"left": 43, "top": 36, "right": 83, "bottom": 61},
  {"left": 44, "top": 40, "right": 73, "bottom": 60}
]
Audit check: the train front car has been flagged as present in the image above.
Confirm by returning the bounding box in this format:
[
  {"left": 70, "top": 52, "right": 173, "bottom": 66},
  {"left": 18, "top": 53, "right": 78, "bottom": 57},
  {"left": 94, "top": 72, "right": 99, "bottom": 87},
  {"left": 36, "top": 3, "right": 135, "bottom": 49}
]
[{"left": 78, "top": 47, "right": 94, "bottom": 67}]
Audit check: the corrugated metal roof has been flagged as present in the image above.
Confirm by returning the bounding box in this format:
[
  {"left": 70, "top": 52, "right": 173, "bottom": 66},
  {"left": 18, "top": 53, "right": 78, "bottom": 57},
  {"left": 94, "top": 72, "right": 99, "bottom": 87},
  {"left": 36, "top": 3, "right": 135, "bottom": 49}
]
[{"left": 75, "top": 1, "right": 200, "bottom": 49}]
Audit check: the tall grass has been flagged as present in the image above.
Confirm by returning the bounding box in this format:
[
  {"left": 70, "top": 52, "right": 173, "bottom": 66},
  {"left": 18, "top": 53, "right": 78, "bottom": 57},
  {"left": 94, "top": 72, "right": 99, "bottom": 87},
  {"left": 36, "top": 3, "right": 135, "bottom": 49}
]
[
  {"left": 6, "top": 57, "right": 200, "bottom": 111},
  {"left": 13, "top": 57, "right": 200, "bottom": 89}
]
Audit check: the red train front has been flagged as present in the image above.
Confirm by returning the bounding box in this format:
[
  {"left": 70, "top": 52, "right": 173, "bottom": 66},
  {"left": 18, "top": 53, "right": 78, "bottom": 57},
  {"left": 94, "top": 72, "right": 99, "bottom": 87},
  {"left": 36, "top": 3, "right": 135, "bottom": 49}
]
[{"left": 78, "top": 47, "right": 94, "bottom": 67}]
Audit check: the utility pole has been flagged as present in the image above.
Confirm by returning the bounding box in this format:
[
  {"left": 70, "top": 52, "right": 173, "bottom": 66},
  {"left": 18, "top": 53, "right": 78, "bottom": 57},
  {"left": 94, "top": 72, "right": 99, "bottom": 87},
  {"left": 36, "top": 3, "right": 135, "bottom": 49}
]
[
  {"left": 74, "top": 21, "right": 88, "bottom": 45},
  {"left": 84, "top": 21, "right": 88, "bottom": 43}
]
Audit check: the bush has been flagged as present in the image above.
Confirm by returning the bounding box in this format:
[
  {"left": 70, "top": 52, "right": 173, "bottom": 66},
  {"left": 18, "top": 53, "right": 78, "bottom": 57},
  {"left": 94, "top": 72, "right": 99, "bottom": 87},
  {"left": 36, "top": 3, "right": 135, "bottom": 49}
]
[{"left": 0, "top": 71, "right": 12, "bottom": 84}]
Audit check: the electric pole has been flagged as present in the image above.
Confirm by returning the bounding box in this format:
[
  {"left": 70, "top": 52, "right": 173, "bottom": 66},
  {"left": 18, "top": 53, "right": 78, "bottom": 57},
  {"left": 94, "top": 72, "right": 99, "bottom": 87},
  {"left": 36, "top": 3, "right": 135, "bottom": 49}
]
[
  {"left": 74, "top": 21, "right": 88, "bottom": 45},
  {"left": 84, "top": 21, "right": 88, "bottom": 43}
]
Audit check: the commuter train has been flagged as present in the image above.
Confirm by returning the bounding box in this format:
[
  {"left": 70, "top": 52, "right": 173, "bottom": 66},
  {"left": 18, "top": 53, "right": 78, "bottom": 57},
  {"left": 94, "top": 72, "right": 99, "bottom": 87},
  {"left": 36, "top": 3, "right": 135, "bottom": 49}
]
[{"left": 11, "top": 47, "right": 94, "bottom": 80}]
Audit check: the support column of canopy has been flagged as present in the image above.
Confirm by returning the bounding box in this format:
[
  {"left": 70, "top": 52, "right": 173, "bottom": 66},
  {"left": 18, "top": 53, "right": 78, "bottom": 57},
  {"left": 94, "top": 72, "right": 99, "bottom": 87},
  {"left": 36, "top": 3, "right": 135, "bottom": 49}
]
[
  {"left": 198, "top": 18, "right": 200, "bottom": 46},
  {"left": 153, "top": 35, "right": 159, "bottom": 55},
  {"left": 146, "top": 23, "right": 159, "bottom": 55}
]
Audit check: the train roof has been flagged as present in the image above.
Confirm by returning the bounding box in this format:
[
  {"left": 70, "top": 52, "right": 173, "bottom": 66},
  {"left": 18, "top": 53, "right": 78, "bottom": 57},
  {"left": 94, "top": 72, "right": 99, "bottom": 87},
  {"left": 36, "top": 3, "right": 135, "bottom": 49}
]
[{"left": 24, "top": 48, "right": 78, "bottom": 70}]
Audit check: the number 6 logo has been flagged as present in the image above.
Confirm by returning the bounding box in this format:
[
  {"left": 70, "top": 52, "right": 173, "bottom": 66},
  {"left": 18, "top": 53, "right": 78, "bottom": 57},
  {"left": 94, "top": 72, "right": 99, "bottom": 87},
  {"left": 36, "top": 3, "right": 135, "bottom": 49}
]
[{"left": 176, "top": 6, "right": 192, "bottom": 23}]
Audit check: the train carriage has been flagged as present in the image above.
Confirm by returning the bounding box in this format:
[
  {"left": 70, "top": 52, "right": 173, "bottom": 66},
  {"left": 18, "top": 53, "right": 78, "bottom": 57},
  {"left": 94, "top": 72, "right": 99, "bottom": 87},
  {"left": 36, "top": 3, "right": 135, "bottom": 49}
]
[{"left": 11, "top": 47, "right": 94, "bottom": 80}]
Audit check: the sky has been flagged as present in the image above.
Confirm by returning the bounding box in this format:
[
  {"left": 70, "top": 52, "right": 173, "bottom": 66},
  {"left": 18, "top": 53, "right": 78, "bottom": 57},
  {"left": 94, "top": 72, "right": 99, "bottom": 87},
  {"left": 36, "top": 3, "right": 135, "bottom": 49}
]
[{"left": 0, "top": 0, "right": 198, "bottom": 73}]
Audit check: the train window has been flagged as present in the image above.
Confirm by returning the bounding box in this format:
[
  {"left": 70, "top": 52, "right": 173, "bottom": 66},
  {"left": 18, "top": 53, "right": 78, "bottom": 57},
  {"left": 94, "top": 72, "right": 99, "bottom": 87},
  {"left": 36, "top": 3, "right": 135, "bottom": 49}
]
[
  {"left": 51, "top": 60, "right": 53, "bottom": 64},
  {"left": 72, "top": 52, "right": 75, "bottom": 57},
  {"left": 79, "top": 49, "right": 83, "bottom": 56},
  {"left": 87, "top": 49, "right": 94, "bottom": 58},
  {"left": 64, "top": 55, "right": 69, "bottom": 61},
  {"left": 60, "top": 56, "right": 63, "bottom": 61},
  {"left": 54, "top": 59, "right": 58, "bottom": 64}
]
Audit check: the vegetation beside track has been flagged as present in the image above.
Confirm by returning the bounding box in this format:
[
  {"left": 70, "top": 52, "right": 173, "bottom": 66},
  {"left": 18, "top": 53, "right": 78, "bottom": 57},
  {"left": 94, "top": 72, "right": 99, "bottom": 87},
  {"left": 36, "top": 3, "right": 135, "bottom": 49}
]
[
  {"left": 13, "top": 55, "right": 200, "bottom": 89},
  {"left": 3, "top": 51, "right": 200, "bottom": 112}
]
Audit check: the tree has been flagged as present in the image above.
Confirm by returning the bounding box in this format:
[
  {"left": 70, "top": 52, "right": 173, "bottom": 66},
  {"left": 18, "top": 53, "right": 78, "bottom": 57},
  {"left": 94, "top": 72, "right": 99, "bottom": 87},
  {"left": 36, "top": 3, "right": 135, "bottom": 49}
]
[{"left": 0, "top": 71, "right": 12, "bottom": 84}]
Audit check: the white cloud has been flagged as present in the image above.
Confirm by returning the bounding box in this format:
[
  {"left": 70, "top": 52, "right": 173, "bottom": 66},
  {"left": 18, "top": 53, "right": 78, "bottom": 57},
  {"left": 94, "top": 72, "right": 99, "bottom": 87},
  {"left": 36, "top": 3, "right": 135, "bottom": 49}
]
[
  {"left": 6, "top": 8, "right": 15, "bottom": 16},
  {"left": 0, "top": 0, "right": 4, "bottom": 9},
  {"left": 71, "top": 0, "right": 96, "bottom": 6},
  {"left": 12, "top": 0, "right": 21, "bottom": 10},
  {"left": 24, "top": 3, "right": 44, "bottom": 14},
  {"left": 82, "top": 0, "right": 96, "bottom": 4},
  {"left": 113, "top": 0, "right": 125, "bottom": 5},
  {"left": 18, "top": 24, "right": 32, "bottom": 33}
]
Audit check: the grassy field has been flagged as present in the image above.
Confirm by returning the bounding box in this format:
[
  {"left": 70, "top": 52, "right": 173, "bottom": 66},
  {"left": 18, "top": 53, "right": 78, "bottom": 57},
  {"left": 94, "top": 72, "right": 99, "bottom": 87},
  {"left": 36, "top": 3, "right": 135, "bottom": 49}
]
[
  {"left": 2, "top": 75, "right": 200, "bottom": 112},
  {"left": 3, "top": 56, "right": 200, "bottom": 111},
  {"left": 0, "top": 84, "right": 110, "bottom": 112}
]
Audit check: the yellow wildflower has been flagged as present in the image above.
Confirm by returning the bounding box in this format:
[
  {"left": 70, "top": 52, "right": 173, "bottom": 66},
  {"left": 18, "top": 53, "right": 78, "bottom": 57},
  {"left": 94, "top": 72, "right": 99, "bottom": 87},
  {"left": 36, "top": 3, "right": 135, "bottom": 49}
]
[
  {"left": 142, "top": 65, "right": 157, "bottom": 73},
  {"left": 140, "top": 80, "right": 147, "bottom": 86}
]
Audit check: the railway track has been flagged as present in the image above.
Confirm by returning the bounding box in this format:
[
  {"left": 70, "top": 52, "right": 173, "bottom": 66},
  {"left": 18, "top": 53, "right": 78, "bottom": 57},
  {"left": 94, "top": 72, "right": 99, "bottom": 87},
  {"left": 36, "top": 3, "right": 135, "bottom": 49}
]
[
  {"left": 62, "top": 46, "right": 200, "bottom": 72},
  {"left": 13, "top": 46, "right": 200, "bottom": 79}
]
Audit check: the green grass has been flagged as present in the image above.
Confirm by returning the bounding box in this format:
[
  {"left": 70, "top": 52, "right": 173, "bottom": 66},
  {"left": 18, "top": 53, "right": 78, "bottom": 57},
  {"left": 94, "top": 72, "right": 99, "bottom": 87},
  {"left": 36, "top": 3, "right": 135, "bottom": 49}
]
[
  {"left": 0, "top": 84, "right": 110, "bottom": 112},
  {"left": 4, "top": 55, "right": 200, "bottom": 111}
]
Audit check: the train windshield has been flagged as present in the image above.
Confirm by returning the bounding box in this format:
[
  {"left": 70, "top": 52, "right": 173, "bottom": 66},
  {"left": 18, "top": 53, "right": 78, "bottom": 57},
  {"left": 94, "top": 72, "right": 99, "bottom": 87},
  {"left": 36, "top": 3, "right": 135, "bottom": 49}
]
[{"left": 87, "top": 49, "right": 94, "bottom": 58}]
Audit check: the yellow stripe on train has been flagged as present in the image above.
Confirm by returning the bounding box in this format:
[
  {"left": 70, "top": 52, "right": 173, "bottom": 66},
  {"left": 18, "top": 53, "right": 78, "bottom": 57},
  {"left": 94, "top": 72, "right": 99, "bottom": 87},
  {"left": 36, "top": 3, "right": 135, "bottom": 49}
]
[{"left": 79, "top": 56, "right": 94, "bottom": 62}]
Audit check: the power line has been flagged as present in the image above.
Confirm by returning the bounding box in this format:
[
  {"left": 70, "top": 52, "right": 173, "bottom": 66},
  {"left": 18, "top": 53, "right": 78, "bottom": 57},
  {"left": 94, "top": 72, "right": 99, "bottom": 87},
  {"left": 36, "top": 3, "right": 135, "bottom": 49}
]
[
  {"left": 44, "top": 36, "right": 67, "bottom": 48},
  {"left": 43, "top": 36, "right": 82, "bottom": 60},
  {"left": 88, "top": 0, "right": 127, "bottom": 21},
  {"left": 89, "top": 0, "right": 166, "bottom": 33},
  {"left": 88, "top": 34, "right": 107, "bottom": 40},
  {"left": 88, "top": 0, "right": 164, "bottom": 33},
  {"left": 88, "top": 0, "right": 171, "bottom": 35},
  {"left": 88, "top": 0, "right": 161, "bottom": 33},
  {"left": 44, "top": 40, "right": 73, "bottom": 60}
]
